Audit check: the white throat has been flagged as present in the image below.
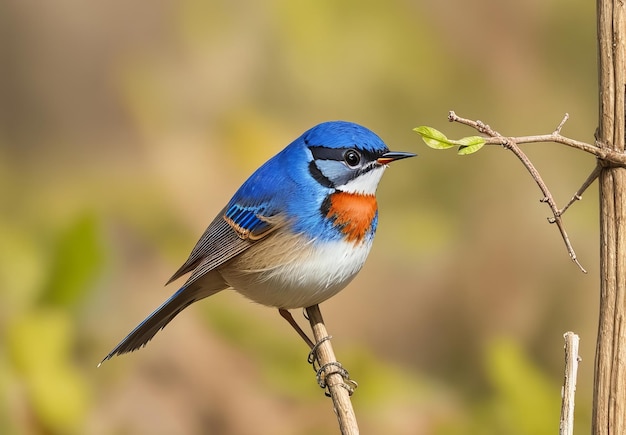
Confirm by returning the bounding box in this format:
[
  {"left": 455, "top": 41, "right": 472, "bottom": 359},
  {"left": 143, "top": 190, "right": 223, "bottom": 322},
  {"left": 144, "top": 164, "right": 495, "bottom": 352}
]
[{"left": 336, "top": 165, "right": 387, "bottom": 195}]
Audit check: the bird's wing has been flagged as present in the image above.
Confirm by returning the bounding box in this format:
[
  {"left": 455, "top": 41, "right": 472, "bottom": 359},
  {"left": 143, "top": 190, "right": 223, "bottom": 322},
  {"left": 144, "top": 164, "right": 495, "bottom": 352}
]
[
  {"left": 99, "top": 204, "right": 286, "bottom": 364},
  {"left": 167, "top": 204, "right": 285, "bottom": 287}
]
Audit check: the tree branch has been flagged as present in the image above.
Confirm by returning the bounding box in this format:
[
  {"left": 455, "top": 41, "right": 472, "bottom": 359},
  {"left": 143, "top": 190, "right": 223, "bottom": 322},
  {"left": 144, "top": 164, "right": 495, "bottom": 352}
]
[
  {"left": 449, "top": 111, "right": 626, "bottom": 164},
  {"left": 448, "top": 111, "right": 589, "bottom": 272}
]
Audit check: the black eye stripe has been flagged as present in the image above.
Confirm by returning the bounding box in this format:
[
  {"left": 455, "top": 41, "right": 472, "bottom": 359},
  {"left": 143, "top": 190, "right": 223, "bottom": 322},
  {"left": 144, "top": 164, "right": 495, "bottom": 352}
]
[
  {"left": 309, "top": 146, "right": 346, "bottom": 161},
  {"left": 308, "top": 146, "right": 382, "bottom": 162}
]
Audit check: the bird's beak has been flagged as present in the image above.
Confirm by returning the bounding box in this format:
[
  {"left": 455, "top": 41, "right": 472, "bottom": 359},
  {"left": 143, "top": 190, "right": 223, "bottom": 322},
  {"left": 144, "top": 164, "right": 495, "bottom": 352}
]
[{"left": 377, "top": 151, "right": 417, "bottom": 165}]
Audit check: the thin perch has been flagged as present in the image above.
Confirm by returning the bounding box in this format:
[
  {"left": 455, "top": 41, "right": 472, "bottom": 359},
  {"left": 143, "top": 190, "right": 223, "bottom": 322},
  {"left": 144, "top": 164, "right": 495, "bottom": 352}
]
[{"left": 306, "top": 305, "right": 359, "bottom": 435}]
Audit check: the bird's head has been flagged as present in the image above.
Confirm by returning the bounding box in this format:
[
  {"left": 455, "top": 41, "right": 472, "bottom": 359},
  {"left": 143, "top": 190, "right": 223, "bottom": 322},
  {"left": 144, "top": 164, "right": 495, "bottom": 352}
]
[{"left": 303, "top": 121, "right": 415, "bottom": 195}]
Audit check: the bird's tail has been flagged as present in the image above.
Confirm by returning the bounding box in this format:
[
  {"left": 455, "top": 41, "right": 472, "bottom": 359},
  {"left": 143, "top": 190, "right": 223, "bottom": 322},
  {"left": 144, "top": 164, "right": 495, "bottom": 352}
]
[{"left": 99, "top": 270, "right": 227, "bottom": 366}]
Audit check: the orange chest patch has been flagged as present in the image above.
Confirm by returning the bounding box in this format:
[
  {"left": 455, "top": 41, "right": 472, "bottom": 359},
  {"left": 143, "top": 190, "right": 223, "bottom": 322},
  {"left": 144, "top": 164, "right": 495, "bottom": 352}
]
[{"left": 323, "top": 191, "right": 378, "bottom": 243}]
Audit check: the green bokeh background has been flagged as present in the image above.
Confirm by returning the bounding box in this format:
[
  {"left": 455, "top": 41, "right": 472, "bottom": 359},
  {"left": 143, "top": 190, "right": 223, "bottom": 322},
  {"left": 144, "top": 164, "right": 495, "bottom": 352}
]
[{"left": 1, "top": 1, "right": 599, "bottom": 434}]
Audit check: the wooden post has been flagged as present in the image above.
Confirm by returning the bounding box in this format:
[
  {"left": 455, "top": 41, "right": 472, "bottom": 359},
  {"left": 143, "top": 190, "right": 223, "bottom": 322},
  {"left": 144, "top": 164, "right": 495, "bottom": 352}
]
[{"left": 593, "top": 0, "right": 626, "bottom": 433}]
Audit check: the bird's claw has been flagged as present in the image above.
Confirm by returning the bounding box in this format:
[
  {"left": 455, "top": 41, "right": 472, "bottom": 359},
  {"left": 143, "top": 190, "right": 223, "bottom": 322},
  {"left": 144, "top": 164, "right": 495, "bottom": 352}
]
[{"left": 308, "top": 335, "right": 358, "bottom": 397}]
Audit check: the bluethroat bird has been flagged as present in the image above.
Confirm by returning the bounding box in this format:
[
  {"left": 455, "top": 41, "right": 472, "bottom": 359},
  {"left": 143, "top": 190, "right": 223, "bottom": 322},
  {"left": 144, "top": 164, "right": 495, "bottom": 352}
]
[{"left": 101, "top": 121, "right": 414, "bottom": 364}]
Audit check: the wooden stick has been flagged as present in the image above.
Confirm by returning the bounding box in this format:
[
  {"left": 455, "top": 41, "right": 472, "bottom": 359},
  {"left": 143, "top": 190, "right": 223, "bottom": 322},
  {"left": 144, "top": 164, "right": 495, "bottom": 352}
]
[
  {"left": 560, "top": 332, "right": 581, "bottom": 435},
  {"left": 305, "top": 305, "right": 359, "bottom": 435}
]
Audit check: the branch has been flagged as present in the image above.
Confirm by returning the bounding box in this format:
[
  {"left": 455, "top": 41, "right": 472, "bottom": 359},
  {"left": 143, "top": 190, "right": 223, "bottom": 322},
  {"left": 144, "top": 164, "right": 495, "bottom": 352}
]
[
  {"left": 450, "top": 111, "right": 626, "bottom": 165},
  {"left": 306, "top": 305, "right": 359, "bottom": 435},
  {"left": 560, "top": 163, "right": 602, "bottom": 216},
  {"left": 446, "top": 111, "right": 593, "bottom": 273},
  {"left": 560, "top": 332, "right": 581, "bottom": 435}
]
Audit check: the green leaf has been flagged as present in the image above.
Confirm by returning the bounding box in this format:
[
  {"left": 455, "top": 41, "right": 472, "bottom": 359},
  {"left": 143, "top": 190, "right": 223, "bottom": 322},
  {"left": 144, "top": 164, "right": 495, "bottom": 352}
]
[
  {"left": 457, "top": 136, "right": 486, "bottom": 155},
  {"left": 415, "top": 126, "right": 486, "bottom": 155},
  {"left": 413, "top": 126, "right": 456, "bottom": 149}
]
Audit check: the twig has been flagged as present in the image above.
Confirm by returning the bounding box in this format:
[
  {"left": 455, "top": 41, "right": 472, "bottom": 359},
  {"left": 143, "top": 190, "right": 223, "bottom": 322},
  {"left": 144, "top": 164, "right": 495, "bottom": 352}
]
[
  {"left": 448, "top": 111, "right": 589, "bottom": 273},
  {"left": 560, "top": 332, "right": 581, "bottom": 435},
  {"left": 306, "top": 305, "right": 359, "bottom": 435},
  {"left": 559, "top": 163, "right": 602, "bottom": 216},
  {"left": 450, "top": 111, "right": 626, "bottom": 164},
  {"left": 554, "top": 113, "right": 570, "bottom": 134}
]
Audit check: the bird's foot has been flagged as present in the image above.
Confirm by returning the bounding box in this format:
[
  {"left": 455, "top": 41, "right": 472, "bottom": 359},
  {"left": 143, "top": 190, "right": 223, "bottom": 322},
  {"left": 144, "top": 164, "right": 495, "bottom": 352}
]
[{"left": 308, "top": 335, "right": 358, "bottom": 397}]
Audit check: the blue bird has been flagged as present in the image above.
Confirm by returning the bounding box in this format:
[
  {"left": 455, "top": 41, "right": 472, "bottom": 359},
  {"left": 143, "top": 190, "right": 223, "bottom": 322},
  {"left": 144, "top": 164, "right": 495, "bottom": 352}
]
[{"left": 101, "top": 121, "right": 414, "bottom": 363}]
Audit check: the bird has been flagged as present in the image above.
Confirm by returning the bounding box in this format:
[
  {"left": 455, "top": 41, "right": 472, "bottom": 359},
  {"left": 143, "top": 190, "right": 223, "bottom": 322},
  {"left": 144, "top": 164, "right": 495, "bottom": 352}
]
[{"left": 100, "top": 120, "right": 415, "bottom": 364}]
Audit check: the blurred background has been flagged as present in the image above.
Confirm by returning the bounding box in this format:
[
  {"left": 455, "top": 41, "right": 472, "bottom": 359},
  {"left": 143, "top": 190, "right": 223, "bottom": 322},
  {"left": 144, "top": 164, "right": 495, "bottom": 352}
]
[{"left": 0, "top": 0, "right": 599, "bottom": 434}]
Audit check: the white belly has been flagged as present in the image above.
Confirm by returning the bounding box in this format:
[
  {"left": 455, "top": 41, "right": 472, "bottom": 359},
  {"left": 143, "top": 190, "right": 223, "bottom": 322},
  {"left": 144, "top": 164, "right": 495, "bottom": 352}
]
[{"left": 220, "top": 237, "right": 373, "bottom": 309}]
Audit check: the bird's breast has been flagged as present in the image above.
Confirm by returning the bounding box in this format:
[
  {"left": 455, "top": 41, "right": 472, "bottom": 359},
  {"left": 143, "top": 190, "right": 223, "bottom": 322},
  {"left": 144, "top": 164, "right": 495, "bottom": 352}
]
[
  {"left": 322, "top": 191, "right": 378, "bottom": 243},
  {"left": 219, "top": 231, "right": 373, "bottom": 309},
  {"left": 217, "top": 191, "right": 379, "bottom": 308}
]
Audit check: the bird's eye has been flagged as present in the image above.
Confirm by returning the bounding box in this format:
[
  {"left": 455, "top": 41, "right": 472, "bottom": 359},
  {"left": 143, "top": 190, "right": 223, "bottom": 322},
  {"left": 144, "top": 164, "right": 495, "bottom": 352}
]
[{"left": 343, "top": 149, "right": 361, "bottom": 167}]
